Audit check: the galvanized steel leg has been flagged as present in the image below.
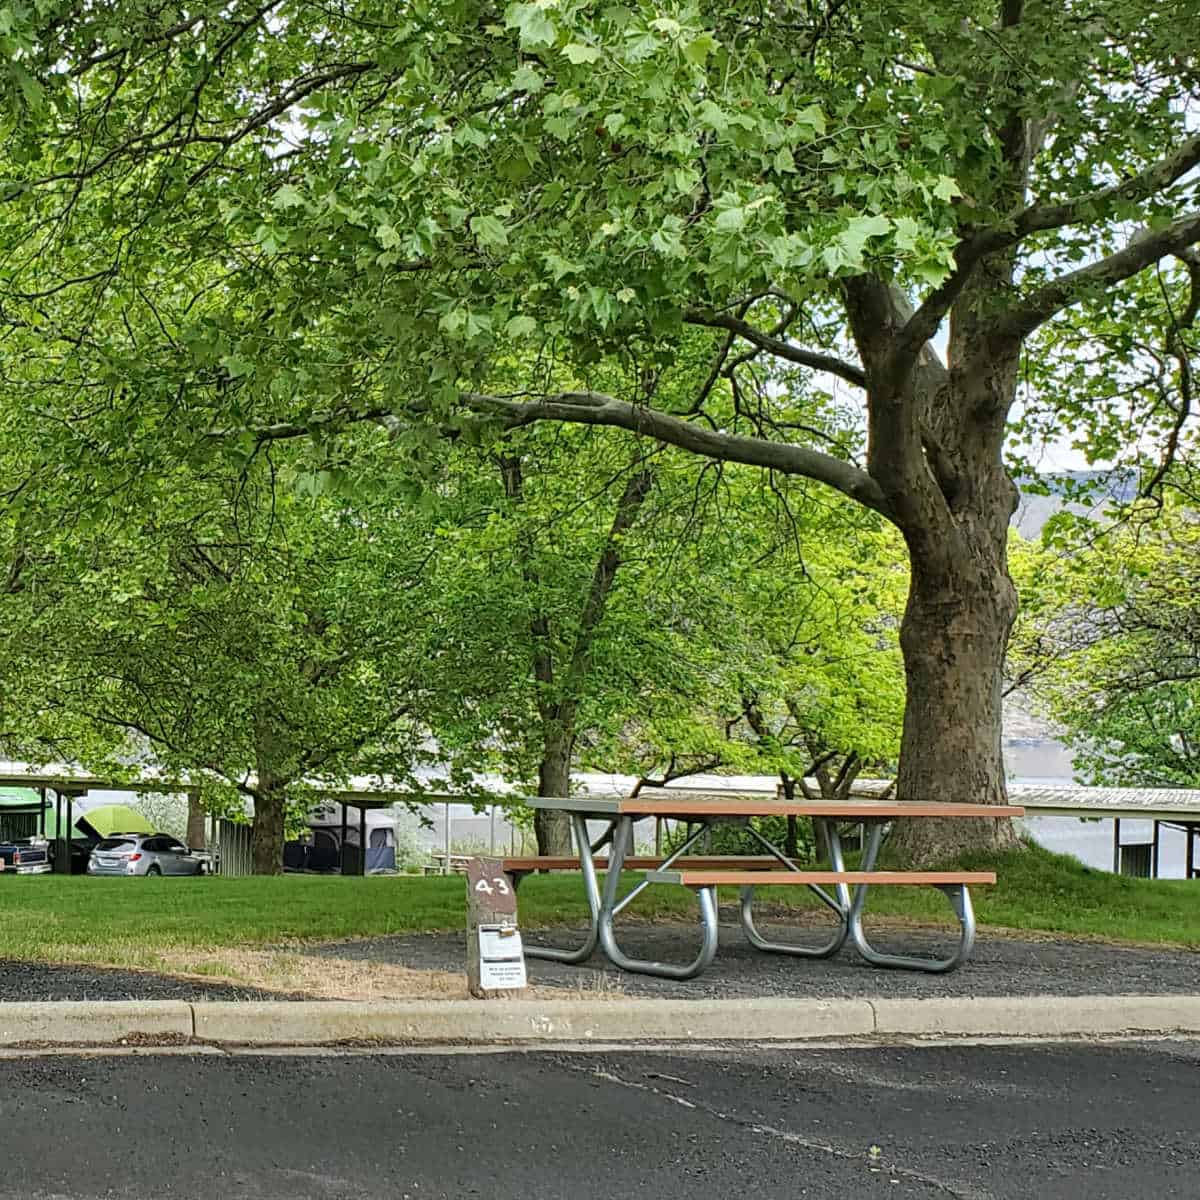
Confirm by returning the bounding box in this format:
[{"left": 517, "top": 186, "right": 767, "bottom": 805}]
[
  {"left": 597, "top": 816, "right": 720, "bottom": 980},
  {"left": 846, "top": 822, "right": 977, "bottom": 973},
  {"left": 739, "top": 818, "right": 850, "bottom": 959},
  {"left": 523, "top": 814, "right": 604, "bottom": 965}
]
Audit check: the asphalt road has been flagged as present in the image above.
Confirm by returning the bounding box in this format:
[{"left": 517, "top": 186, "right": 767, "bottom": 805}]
[{"left": 2, "top": 1039, "right": 1198, "bottom": 1198}]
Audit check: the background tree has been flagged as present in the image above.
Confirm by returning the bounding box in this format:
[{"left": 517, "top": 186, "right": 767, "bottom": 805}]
[
  {"left": 1012, "top": 498, "right": 1200, "bottom": 788},
  {"left": 0, "top": 444, "right": 507, "bottom": 872}
]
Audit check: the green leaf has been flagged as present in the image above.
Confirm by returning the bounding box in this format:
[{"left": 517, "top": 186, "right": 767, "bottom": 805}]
[
  {"left": 933, "top": 175, "right": 961, "bottom": 202},
  {"left": 683, "top": 32, "right": 719, "bottom": 66},
  {"left": 511, "top": 64, "right": 546, "bottom": 92},
  {"left": 504, "top": 3, "right": 558, "bottom": 48},
  {"left": 469, "top": 214, "right": 509, "bottom": 250},
  {"left": 792, "top": 104, "right": 827, "bottom": 138},
  {"left": 505, "top": 314, "right": 539, "bottom": 338},
  {"left": 375, "top": 222, "right": 402, "bottom": 250},
  {"left": 220, "top": 355, "right": 255, "bottom": 379},
  {"left": 272, "top": 184, "right": 305, "bottom": 210},
  {"left": 696, "top": 100, "right": 729, "bottom": 133},
  {"left": 714, "top": 205, "right": 746, "bottom": 232},
  {"left": 562, "top": 43, "right": 602, "bottom": 64}
]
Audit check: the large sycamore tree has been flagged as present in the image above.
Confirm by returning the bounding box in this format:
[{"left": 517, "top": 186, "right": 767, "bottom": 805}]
[{"left": 6, "top": 1, "right": 1200, "bottom": 861}]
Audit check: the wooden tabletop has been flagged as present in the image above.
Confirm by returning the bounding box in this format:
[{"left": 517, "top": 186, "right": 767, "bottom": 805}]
[{"left": 524, "top": 796, "right": 1025, "bottom": 820}]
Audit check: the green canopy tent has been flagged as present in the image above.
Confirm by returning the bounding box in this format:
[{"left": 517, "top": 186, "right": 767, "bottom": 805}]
[{"left": 43, "top": 803, "right": 154, "bottom": 841}]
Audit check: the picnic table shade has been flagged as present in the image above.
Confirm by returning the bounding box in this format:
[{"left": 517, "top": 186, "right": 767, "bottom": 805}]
[{"left": 0, "top": 787, "right": 42, "bottom": 809}]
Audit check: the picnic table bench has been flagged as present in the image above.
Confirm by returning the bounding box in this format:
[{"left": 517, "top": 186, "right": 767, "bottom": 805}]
[{"left": 507, "top": 795, "right": 1023, "bottom": 979}]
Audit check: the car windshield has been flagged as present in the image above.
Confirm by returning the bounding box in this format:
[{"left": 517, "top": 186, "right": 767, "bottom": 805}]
[{"left": 95, "top": 838, "right": 137, "bottom": 852}]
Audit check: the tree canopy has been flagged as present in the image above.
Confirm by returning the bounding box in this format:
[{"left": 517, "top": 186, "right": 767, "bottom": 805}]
[{"left": 2, "top": 1, "right": 1198, "bottom": 862}]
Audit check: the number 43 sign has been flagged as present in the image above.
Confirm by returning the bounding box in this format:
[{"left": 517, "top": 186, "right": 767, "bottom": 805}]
[
  {"left": 465, "top": 857, "right": 517, "bottom": 916},
  {"left": 473, "top": 875, "right": 511, "bottom": 898}
]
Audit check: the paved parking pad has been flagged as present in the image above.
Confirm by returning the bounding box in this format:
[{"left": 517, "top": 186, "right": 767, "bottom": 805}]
[{"left": 1, "top": 1040, "right": 1197, "bottom": 1198}]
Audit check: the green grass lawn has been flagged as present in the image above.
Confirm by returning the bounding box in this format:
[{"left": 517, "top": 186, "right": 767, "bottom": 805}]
[{"left": 1, "top": 843, "right": 1195, "bottom": 978}]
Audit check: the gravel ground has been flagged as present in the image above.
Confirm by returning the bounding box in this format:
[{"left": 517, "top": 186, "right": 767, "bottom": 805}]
[
  {"left": 0, "top": 960, "right": 295, "bottom": 1003},
  {"left": 6, "top": 917, "right": 1197, "bottom": 1003},
  {"left": 298, "top": 917, "right": 1200, "bottom": 999}
]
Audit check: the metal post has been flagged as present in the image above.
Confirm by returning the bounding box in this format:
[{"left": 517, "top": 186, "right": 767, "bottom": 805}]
[
  {"left": 340, "top": 803, "right": 348, "bottom": 875},
  {"left": 443, "top": 801, "right": 452, "bottom": 875},
  {"left": 655, "top": 817, "right": 663, "bottom": 857},
  {"left": 1152, "top": 819, "right": 1161, "bottom": 879},
  {"left": 53, "top": 791, "right": 64, "bottom": 873},
  {"left": 38, "top": 787, "right": 46, "bottom": 838},
  {"left": 1113, "top": 817, "right": 1121, "bottom": 874},
  {"left": 489, "top": 804, "right": 496, "bottom": 855},
  {"left": 1186, "top": 823, "right": 1196, "bottom": 879},
  {"left": 358, "top": 806, "right": 367, "bottom": 876}
]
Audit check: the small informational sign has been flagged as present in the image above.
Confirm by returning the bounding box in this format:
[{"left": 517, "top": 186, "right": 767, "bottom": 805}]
[
  {"left": 466, "top": 857, "right": 526, "bottom": 997},
  {"left": 479, "top": 924, "right": 523, "bottom": 961},
  {"left": 478, "top": 925, "right": 527, "bottom": 991}
]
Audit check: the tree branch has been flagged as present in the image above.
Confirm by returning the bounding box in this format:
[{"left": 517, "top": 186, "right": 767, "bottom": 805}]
[
  {"left": 461, "top": 391, "right": 895, "bottom": 521},
  {"left": 1013, "top": 133, "right": 1200, "bottom": 244},
  {"left": 683, "top": 309, "right": 867, "bottom": 388},
  {"left": 1001, "top": 211, "right": 1200, "bottom": 337},
  {"left": 557, "top": 467, "right": 655, "bottom": 731},
  {"left": 888, "top": 133, "right": 1200, "bottom": 375}
]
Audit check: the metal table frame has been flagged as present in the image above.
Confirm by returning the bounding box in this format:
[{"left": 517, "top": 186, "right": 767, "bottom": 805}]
[{"left": 519, "top": 797, "right": 1004, "bottom": 979}]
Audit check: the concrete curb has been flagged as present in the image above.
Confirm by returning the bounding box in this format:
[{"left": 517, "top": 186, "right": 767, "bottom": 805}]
[
  {"left": 871, "top": 994, "right": 1200, "bottom": 1038},
  {"left": 0, "top": 1001, "right": 193, "bottom": 1045},
  {"left": 3, "top": 995, "right": 1200, "bottom": 1048}
]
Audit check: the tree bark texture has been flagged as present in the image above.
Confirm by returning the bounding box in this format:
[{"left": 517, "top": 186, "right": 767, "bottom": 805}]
[
  {"left": 886, "top": 528, "right": 1021, "bottom": 864},
  {"left": 251, "top": 781, "right": 286, "bottom": 875},
  {"left": 186, "top": 790, "right": 206, "bottom": 850},
  {"left": 535, "top": 734, "right": 573, "bottom": 858}
]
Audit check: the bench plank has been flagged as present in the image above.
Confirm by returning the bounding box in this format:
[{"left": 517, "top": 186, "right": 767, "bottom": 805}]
[
  {"left": 501, "top": 855, "right": 788, "bottom": 872},
  {"left": 647, "top": 869, "right": 996, "bottom": 887},
  {"left": 618, "top": 799, "right": 1024, "bottom": 819}
]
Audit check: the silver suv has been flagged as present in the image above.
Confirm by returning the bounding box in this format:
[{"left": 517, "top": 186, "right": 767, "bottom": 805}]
[{"left": 87, "top": 833, "right": 208, "bottom": 877}]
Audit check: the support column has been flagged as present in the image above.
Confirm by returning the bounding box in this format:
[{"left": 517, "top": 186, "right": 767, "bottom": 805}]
[
  {"left": 1112, "top": 818, "right": 1121, "bottom": 874},
  {"left": 1152, "top": 820, "right": 1161, "bottom": 879},
  {"left": 358, "top": 807, "right": 367, "bottom": 876},
  {"left": 1186, "top": 823, "right": 1196, "bottom": 880},
  {"left": 340, "top": 804, "right": 349, "bottom": 875}
]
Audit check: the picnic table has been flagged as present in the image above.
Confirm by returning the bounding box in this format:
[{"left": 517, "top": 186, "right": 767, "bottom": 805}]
[{"left": 506, "top": 795, "right": 1024, "bottom": 979}]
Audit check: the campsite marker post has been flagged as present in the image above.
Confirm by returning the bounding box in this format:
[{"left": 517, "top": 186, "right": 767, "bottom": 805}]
[{"left": 465, "top": 857, "right": 527, "bottom": 998}]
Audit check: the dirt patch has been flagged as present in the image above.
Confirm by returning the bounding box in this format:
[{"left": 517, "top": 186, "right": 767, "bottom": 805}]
[{"left": 170, "top": 948, "right": 622, "bottom": 1002}]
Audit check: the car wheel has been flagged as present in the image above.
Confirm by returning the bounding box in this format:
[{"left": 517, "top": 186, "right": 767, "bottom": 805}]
[{"left": 146, "top": 864, "right": 162, "bottom": 877}]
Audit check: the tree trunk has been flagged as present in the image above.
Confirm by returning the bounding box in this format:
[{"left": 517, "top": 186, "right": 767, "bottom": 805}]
[
  {"left": 888, "top": 534, "right": 1021, "bottom": 866},
  {"left": 186, "top": 790, "right": 206, "bottom": 850},
  {"left": 251, "top": 782, "right": 286, "bottom": 875},
  {"left": 535, "top": 732, "right": 573, "bottom": 855}
]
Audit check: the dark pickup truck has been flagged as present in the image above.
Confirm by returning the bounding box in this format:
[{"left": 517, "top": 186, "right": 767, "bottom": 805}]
[{"left": 0, "top": 839, "right": 52, "bottom": 875}]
